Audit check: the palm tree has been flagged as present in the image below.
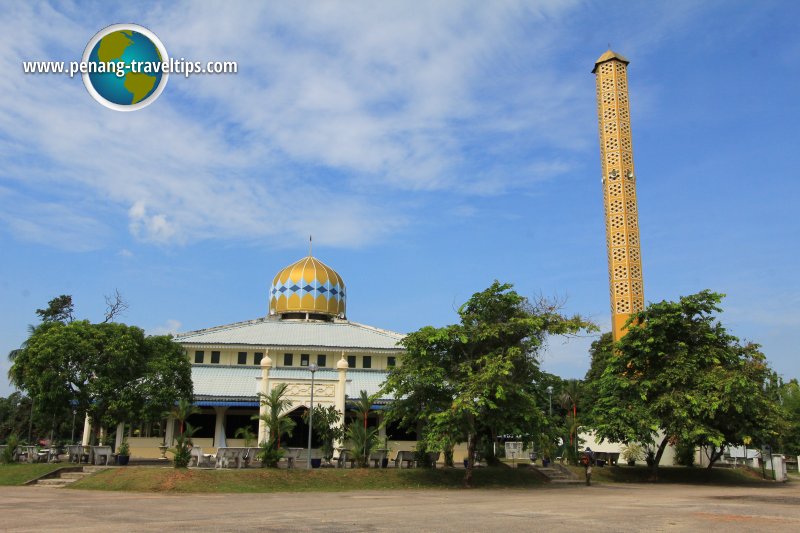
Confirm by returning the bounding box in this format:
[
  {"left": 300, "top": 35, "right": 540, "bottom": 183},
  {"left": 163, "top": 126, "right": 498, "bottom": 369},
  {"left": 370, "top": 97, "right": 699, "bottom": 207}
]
[
  {"left": 234, "top": 425, "right": 256, "bottom": 447},
  {"left": 165, "top": 398, "right": 199, "bottom": 468},
  {"left": 252, "top": 383, "right": 296, "bottom": 467},
  {"left": 167, "top": 398, "right": 199, "bottom": 441},
  {"left": 347, "top": 390, "right": 379, "bottom": 467},
  {"left": 558, "top": 380, "right": 582, "bottom": 463}
]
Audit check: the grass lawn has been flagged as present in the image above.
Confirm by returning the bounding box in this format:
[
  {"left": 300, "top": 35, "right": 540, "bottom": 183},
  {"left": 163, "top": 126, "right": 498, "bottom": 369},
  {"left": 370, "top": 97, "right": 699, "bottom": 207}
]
[
  {"left": 0, "top": 463, "right": 64, "bottom": 485},
  {"left": 565, "top": 464, "right": 778, "bottom": 485},
  {"left": 71, "top": 466, "right": 544, "bottom": 493}
]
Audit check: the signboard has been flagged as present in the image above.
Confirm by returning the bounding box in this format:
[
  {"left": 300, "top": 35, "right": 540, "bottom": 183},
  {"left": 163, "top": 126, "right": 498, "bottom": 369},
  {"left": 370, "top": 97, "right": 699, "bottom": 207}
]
[{"left": 504, "top": 441, "right": 523, "bottom": 465}]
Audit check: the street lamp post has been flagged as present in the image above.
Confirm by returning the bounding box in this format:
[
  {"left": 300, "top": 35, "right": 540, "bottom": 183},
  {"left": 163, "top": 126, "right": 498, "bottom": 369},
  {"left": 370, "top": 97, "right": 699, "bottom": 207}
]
[
  {"left": 546, "top": 386, "right": 553, "bottom": 417},
  {"left": 307, "top": 363, "right": 318, "bottom": 469}
]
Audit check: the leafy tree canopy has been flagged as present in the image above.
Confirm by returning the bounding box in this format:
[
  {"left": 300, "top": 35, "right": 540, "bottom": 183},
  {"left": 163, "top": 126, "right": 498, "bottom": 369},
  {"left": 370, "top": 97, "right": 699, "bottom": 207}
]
[
  {"left": 382, "top": 281, "right": 594, "bottom": 485},
  {"left": 778, "top": 379, "right": 800, "bottom": 456},
  {"left": 10, "top": 297, "right": 192, "bottom": 436},
  {"left": 590, "top": 290, "right": 784, "bottom": 471},
  {"left": 35, "top": 295, "right": 74, "bottom": 323}
]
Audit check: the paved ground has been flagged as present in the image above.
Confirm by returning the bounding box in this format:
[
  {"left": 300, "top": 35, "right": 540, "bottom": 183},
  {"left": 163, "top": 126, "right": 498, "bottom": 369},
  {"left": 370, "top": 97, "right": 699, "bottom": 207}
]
[{"left": 1, "top": 482, "right": 798, "bottom": 532}]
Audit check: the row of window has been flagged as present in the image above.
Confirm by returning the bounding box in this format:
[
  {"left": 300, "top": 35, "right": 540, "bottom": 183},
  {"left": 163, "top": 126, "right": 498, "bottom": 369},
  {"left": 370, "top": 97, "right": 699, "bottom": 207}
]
[
  {"left": 193, "top": 350, "right": 396, "bottom": 369},
  {"left": 194, "top": 351, "right": 264, "bottom": 365}
]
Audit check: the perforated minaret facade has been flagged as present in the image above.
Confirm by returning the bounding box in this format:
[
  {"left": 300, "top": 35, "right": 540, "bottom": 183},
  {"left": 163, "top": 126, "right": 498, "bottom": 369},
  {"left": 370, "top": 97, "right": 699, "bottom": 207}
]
[{"left": 592, "top": 50, "right": 644, "bottom": 340}]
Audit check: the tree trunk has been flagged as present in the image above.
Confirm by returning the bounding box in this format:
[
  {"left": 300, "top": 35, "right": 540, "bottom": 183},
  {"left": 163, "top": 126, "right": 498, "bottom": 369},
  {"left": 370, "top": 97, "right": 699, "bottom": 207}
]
[
  {"left": 464, "top": 432, "right": 476, "bottom": 488},
  {"left": 444, "top": 442, "right": 454, "bottom": 467},
  {"left": 706, "top": 446, "right": 724, "bottom": 469},
  {"left": 649, "top": 436, "right": 669, "bottom": 479}
]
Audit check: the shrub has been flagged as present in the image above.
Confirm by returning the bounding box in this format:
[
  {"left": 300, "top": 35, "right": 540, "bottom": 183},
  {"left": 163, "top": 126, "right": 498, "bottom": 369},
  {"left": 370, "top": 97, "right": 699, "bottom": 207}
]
[
  {"left": 117, "top": 439, "right": 130, "bottom": 456},
  {"left": 673, "top": 440, "right": 696, "bottom": 467},
  {"left": 257, "top": 440, "right": 284, "bottom": 467},
  {"left": 1, "top": 435, "right": 19, "bottom": 463},
  {"left": 170, "top": 422, "right": 198, "bottom": 468}
]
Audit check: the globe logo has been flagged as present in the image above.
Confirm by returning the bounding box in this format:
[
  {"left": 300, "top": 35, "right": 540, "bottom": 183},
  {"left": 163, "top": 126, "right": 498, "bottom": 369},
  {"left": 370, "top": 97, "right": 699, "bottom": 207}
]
[{"left": 82, "top": 24, "right": 169, "bottom": 111}]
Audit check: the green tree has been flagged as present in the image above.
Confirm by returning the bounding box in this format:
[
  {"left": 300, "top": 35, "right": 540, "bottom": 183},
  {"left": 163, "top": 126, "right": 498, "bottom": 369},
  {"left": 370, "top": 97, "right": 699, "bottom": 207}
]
[
  {"left": 35, "top": 295, "right": 74, "bottom": 323},
  {"left": 383, "top": 281, "right": 593, "bottom": 486},
  {"left": 10, "top": 319, "right": 192, "bottom": 443},
  {"left": 302, "top": 404, "right": 345, "bottom": 464},
  {"left": 138, "top": 335, "right": 193, "bottom": 432},
  {"left": 591, "top": 290, "right": 784, "bottom": 474},
  {"left": 778, "top": 379, "right": 800, "bottom": 456},
  {"left": 583, "top": 332, "right": 614, "bottom": 411},
  {"left": 253, "top": 383, "right": 296, "bottom": 467}
]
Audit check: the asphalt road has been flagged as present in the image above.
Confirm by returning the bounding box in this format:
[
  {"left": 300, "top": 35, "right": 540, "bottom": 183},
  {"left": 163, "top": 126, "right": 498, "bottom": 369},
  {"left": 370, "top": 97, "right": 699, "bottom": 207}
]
[{"left": 1, "top": 482, "right": 798, "bottom": 532}]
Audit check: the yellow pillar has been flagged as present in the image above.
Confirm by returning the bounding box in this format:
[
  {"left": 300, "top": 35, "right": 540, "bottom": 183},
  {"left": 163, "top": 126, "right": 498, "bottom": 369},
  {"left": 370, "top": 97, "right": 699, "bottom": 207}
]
[{"left": 593, "top": 50, "right": 645, "bottom": 340}]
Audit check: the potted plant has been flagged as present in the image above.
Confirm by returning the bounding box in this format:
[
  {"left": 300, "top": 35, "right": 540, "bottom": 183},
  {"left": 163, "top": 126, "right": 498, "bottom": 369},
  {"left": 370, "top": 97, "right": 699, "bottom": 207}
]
[
  {"left": 117, "top": 439, "right": 131, "bottom": 466},
  {"left": 621, "top": 442, "right": 644, "bottom": 466}
]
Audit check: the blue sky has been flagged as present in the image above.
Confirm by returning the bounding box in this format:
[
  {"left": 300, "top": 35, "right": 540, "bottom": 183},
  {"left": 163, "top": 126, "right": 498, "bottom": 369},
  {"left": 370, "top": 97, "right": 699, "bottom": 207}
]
[{"left": 1, "top": 1, "right": 798, "bottom": 396}]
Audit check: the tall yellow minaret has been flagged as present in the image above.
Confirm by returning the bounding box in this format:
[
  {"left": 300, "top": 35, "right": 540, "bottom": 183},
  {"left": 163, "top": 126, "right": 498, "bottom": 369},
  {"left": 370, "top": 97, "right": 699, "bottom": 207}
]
[{"left": 592, "top": 50, "right": 644, "bottom": 340}]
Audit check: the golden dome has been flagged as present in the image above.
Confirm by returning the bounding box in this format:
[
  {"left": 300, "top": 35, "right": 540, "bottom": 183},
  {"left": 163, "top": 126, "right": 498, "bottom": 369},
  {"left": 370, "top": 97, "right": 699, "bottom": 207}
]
[{"left": 269, "top": 255, "right": 346, "bottom": 318}]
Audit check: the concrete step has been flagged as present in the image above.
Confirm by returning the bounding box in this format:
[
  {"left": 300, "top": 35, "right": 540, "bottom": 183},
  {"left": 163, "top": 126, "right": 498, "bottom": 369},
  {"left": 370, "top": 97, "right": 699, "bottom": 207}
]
[
  {"left": 81, "top": 466, "right": 110, "bottom": 473},
  {"left": 35, "top": 478, "right": 73, "bottom": 487},
  {"left": 60, "top": 472, "right": 90, "bottom": 480},
  {"left": 532, "top": 465, "right": 580, "bottom": 483},
  {"left": 32, "top": 465, "right": 108, "bottom": 488}
]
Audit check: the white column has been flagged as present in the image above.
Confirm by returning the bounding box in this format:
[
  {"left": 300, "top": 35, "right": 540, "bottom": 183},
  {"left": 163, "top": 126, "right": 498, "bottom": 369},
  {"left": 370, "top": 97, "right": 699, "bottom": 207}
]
[
  {"left": 378, "top": 412, "right": 386, "bottom": 441},
  {"left": 114, "top": 422, "right": 125, "bottom": 453},
  {"left": 334, "top": 352, "right": 348, "bottom": 451},
  {"left": 213, "top": 407, "right": 228, "bottom": 448},
  {"left": 258, "top": 351, "right": 273, "bottom": 444},
  {"left": 165, "top": 416, "right": 175, "bottom": 446},
  {"left": 81, "top": 413, "right": 92, "bottom": 446}
]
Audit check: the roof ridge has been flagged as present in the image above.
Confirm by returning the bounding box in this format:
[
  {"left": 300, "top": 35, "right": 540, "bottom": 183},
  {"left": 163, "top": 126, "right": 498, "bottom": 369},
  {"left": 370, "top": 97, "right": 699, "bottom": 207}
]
[
  {"left": 347, "top": 320, "right": 405, "bottom": 339},
  {"left": 175, "top": 317, "right": 268, "bottom": 338}
]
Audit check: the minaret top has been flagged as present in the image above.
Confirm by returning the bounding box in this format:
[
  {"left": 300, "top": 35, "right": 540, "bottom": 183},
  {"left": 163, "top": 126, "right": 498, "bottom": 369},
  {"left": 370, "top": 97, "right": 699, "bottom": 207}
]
[{"left": 592, "top": 50, "right": 630, "bottom": 73}]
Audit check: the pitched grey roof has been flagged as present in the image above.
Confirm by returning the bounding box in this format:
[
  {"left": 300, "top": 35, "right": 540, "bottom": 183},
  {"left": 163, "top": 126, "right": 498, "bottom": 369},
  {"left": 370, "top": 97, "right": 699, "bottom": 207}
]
[
  {"left": 176, "top": 317, "right": 404, "bottom": 351},
  {"left": 192, "top": 365, "right": 261, "bottom": 402},
  {"left": 191, "top": 366, "right": 393, "bottom": 404}
]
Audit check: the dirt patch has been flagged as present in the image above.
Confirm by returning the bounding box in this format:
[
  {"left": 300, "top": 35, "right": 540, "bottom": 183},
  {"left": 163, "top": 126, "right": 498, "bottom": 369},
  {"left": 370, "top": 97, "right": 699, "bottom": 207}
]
[
  {"left": 158, "top": 469, "right": 194, "bottom": 491},
  {"left": 695, "top": 512, "right": 800, "bottom": 524},
  {"left": 710, "top": 494, "right": 800, "bottom": 505}
]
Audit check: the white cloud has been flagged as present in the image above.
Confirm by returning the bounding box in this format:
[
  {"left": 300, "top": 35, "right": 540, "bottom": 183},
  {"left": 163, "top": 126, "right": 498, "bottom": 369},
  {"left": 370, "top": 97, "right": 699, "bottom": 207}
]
[
  {"left": 148, "top": 319, "right": 183, "bottom": 336},
  {"left": 1, "top": 0, "right": 707, "bottom": 251},
  {"left": 128, "top": 201, "right": 178, "bottom": 244}
]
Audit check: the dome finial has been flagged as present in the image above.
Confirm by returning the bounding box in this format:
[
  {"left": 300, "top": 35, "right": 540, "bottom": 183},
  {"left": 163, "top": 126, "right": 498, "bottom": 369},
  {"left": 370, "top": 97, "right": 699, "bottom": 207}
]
[{"left": 308, "top": 235, "right": 312, "bottom": 257}]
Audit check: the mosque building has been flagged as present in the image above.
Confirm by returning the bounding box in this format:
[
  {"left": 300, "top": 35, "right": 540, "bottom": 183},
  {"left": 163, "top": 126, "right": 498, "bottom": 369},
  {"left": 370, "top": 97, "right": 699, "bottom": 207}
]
[{"left": 158, "top": 252, "right": 408, "bottom": 455}]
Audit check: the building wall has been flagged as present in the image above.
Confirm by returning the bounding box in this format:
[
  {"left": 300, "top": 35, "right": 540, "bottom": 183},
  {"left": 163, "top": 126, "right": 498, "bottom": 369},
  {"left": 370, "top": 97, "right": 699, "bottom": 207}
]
[{"left": 183, "top": 344, "right": 400, "bottom": 370}]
